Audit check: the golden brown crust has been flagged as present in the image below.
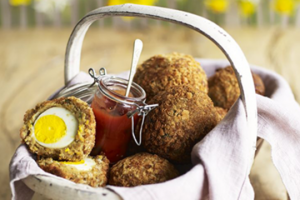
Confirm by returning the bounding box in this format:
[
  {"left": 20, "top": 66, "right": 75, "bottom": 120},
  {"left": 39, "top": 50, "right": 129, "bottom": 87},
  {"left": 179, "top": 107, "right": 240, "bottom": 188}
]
[
  {"left": 208, "top": 66, "right": 266, "bottom": 110},
  {"left": 37, "top": 155, "right": 109, "bottom": 187},
  {"left": 109, "top": 152, "right": 179, "bottom": 187},
  {"left": 133, "top": 52, "right": 208, "bottom": 102},
  {"left": 143, "top": 85, "right": 219, "bottom": 163},
  {"left": 252, "top": 72, "right": 265, "bottom": 96},
  {"left": 208, "top": 66, "right": 240, "bottom": 110},
  {"left": 20, "top": 96, "right": 96, "bottom": 161},
  {"left": 214, "top": 106, "right": 227, "bottom": 122}
]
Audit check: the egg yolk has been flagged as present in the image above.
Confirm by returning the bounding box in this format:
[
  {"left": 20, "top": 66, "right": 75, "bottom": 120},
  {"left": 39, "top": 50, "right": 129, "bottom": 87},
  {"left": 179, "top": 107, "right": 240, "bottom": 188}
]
[
  {"left": 60, "top": 160, "right": 85, "bottom": 165},
  {"left": 34, "top": 115, "right": 66, "bottom": 144}
]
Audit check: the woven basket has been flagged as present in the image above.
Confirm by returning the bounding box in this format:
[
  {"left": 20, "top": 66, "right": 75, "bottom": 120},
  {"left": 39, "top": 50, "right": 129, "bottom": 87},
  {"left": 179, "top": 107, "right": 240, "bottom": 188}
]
[{"left": 23, "top": 4, "right": 258, "bottom": 200}]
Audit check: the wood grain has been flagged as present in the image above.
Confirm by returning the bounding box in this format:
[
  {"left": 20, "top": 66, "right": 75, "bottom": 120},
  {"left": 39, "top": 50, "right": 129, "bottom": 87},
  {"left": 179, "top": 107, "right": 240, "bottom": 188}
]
[{"left": 2, "top": 26, "right": 298, "bottom": 200}]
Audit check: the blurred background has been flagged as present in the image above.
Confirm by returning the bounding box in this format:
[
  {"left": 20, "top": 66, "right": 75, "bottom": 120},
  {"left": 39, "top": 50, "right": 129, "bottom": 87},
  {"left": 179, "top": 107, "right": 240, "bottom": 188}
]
[
  {"left": 1, "top": 0, "right": 300, "bottom": 199},
  {"left": 2, "top": 0, "right": 300, "bottom": 28}
]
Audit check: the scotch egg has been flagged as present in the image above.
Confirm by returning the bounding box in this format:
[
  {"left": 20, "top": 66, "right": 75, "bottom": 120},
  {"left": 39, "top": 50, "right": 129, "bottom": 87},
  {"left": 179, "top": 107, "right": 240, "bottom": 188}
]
[
  {"left": 20, "top": 96, "right": 96, "bottom": 161},
  {"left": 37, "top": 155, "right": 110, "bottom": 187},
  {"left": 60, "top": 157, "right": 95, "bottom": 171}
]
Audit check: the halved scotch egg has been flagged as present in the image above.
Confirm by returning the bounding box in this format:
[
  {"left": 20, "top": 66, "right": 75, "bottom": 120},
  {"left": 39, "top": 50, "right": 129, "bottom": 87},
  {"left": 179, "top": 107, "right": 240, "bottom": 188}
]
[
  {"left": 20, "top": 96, "right": 96, "bottom": 161},
  {"left": 37, "top": 155, "right": 110, "bottom": 187}
]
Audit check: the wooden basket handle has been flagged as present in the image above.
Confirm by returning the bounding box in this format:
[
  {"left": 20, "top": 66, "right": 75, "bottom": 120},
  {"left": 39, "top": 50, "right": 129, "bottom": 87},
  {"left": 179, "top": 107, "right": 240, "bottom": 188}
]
[{"left": 64, "top": 3, "right": 257, "bottom": 173}]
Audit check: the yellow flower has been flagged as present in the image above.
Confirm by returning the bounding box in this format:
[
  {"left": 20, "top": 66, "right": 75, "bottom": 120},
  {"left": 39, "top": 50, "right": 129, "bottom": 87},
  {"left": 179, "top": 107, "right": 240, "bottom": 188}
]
[
  {"left": 107, "top": 0, "right": 157, "bottom": 6},
  {"left": 9, "top": 0, "right": 31, "bottom": 6},
  {"left": 238, "top": 0, "right": 257, "bottom": 17},
  {"left": 273, "top": 0, "right": 295, "bottom": 15},
  {"left": 205, "top": 0, "right": 229, "bottom": 13}
]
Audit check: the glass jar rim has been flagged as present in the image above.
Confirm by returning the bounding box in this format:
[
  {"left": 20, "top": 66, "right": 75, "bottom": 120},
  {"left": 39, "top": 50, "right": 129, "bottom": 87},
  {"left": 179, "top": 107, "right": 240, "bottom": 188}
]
[{"left": 99, "top": 76, "right": 146, "bottom": 104}]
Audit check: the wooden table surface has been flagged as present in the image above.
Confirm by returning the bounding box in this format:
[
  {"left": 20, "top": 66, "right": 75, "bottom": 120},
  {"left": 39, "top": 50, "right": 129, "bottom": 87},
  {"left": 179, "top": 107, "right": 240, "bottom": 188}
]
[{"left": 1, "top": 25, "right": 299, "bottom": 199}]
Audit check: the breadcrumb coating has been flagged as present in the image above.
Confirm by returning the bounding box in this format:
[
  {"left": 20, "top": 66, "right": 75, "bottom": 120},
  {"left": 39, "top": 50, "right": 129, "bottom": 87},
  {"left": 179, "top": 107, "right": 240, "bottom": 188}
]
[
  {"left": 133, "top": 52, "right": 208, "bottom": 101},
  {"left": 208, "top": 66, "right": 265, "bottom": 110},
  {"left": 143, "top": 85, "right": 219, "bottom": 163},
  {"left": 20, "top": 96, "right": 96, "bottom": 161},
  {"left": 37, "top": 155, "right": 109, "bottom": 187},
  {"left": 252, "top": 72, "right": 265, "bottom": 96},
  {"left": 109, "top": 152, "right": 179, "bottom": 187},
  {"left": 208, "top": 66, "right": 240, "bottom": 110},
  {"left": 214, "top": 106, "right": 228, "bottom": 122}
]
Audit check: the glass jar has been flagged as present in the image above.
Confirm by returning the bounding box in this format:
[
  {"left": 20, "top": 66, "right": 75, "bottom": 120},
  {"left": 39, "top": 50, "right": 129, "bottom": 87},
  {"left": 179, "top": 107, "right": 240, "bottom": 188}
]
[{"left": 90, "top": 73, "right": 146, "bottom": 163}]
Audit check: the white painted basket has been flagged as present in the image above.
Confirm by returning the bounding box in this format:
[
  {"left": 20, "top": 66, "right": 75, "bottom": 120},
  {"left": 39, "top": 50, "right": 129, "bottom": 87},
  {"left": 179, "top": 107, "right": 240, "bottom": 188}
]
[{"left": 23, "top": 4, "right": 257, "bottom": 200}]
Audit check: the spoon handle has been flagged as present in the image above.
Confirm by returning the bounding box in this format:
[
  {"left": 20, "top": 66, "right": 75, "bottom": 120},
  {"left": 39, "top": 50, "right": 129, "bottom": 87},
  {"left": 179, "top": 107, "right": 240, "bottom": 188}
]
[{"left": 125, "top": 39, "right": 143, "bottom": 97}]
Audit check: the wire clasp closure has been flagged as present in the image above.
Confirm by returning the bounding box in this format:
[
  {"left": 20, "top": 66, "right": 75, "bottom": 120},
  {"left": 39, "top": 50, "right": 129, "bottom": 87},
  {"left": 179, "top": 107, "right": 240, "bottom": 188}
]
[
  {"left": 88, "top": 67, "right": 107, "bottom": 87},
  {"left": 127, "top": 103, "right": 158, "bottom": 146}
]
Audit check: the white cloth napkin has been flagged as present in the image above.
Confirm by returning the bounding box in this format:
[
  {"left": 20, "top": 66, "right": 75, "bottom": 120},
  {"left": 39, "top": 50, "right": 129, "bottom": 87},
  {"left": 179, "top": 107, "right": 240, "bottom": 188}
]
[{"left": 9, "top": 60, "right": 300, "bottom": 200}]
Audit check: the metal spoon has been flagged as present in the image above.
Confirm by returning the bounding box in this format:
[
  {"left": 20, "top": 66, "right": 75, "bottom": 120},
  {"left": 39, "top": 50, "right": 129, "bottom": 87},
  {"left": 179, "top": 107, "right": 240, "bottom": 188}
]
[{"left": 125, "top": 39, "right": 143, "bottom": 97}]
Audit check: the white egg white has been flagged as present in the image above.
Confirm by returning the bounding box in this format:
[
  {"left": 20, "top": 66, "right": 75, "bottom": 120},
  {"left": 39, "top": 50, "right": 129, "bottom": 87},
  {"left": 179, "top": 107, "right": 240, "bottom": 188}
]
[
  {"left": 32, "top": 107, "right": 78, "bottom": 148},
  {"left": 63, "top": 157, "right": 96, "bottom": 171}
]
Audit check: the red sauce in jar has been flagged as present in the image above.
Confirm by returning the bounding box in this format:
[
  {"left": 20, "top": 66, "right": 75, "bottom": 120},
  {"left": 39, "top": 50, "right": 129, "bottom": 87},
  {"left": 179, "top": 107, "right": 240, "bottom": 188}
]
[{"left": 90, "top": 81, "right": 143, "bottom": 163}]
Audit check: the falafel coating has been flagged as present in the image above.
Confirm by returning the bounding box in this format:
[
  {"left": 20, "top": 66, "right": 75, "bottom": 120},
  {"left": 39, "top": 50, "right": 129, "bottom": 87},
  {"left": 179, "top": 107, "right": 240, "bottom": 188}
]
[
  {"left": 20, "top": 96, "right": 96, "bottom": 161},
  {"left": 109, "top": 152, "right": 179, "bottom": 187},
  {"left": 133, "top": 52, "right": 208, "bottom": 101},
  {"left": 143, "top": 85, "right": 219, "bottom": 163}
]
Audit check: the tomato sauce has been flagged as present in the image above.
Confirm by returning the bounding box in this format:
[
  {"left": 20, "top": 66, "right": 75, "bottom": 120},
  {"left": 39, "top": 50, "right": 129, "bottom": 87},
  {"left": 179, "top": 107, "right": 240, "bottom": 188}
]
[{"left": 90, "top": 88, "right": 139, "bottom": 163}]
